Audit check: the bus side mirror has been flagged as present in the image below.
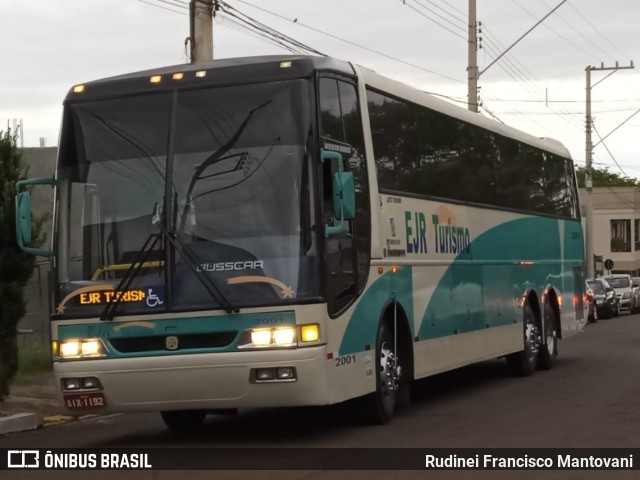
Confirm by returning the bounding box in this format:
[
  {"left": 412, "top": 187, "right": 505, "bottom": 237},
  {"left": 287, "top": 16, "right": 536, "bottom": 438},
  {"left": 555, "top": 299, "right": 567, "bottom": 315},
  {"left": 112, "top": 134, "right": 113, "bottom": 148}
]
[
  {"left": 332, "top": 171, "right": 355, "bottom": 220},
  {"left": 321, "top": 149, "right": 355, "bottom": 236},
  {"left": 15, "top": 177, "right": 55, "bottom": 257}
]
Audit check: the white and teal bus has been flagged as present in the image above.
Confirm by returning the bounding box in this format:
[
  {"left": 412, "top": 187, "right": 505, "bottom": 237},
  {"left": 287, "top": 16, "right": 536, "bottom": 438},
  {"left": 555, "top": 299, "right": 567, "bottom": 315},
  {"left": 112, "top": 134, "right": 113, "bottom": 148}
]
[{"left": 16, "top": 55, "right": 585, "bottom": 429}]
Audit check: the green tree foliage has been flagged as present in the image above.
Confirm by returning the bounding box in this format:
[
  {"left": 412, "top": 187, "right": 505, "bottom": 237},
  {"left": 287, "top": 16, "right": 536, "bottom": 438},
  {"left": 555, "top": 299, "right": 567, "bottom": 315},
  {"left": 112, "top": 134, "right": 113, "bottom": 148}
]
[
  {"left": 575, "top": 165, "right": 639, "bottom": 188},
  {"left": 0, "top": 130, "right": 40, "bottom": 402}
]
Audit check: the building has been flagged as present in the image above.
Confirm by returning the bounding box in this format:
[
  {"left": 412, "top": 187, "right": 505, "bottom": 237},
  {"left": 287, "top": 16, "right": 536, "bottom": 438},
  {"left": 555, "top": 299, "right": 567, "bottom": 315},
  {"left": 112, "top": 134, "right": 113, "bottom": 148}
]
[{"left": 580, "top": 187, "right": 640, "bottom": 276}]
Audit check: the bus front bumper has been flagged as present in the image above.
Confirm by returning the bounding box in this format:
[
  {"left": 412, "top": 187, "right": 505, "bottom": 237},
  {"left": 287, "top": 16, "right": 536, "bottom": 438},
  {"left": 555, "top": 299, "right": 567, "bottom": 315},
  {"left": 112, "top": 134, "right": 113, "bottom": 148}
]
[{"left": 53, "top": 346, "right": 330, "bottom": 415}]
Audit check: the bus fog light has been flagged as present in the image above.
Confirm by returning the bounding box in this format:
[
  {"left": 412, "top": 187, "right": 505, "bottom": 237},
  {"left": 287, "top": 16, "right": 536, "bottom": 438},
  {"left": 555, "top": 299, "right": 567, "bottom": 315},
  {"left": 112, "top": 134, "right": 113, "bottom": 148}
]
[
  {"left": 251, "top": 329, "right": 272, "bottom": 346},
  {"left": 82, "top": 377, "right": 101, "bottom": 389},
  {"left": 276, "top": 367, "right": 296, "bottom": 380},
  {"left": 273, "top": 327, "right": 295, "bottom": 345},
  {"left": 300, "top": 324, "right": 319, "bottom": 342},
  {"left": 255, "top": 368, "right": 275, "bottom": 381},
  {"left": 62, "top": 378, "right": 82, "bottom": 391}
]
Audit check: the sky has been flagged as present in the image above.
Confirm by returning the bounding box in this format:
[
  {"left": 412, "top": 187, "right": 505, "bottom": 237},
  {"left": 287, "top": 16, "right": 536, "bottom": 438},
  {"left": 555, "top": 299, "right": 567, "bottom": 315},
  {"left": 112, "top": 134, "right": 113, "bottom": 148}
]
[{"left": 1, "top": 0, "right": 639, "bottom": 178}]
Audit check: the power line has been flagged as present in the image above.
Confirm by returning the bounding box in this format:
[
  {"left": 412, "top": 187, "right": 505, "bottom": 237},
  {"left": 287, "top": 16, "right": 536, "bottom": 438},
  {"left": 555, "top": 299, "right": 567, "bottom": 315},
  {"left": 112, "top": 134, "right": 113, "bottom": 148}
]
[
  {"left": 233, "top": 0, "right": 464, "bottom": 84},
  {"left": 566, "top": 0, "right": 632, "bottom": 61},
  {"left": 592, "top": 121, "right": 628, "bottom": 177},
  {"left": 420, "top": 0, "right": 467, "bottom": 24},
  {"left": 512, "top": 0, "right": 595, "bottom": 60},
  {"left": 135, "top": 0, "right": 187, "bottom": 15},
  {"left": 539, "top": 0, "right": 617, "bottom": 62},
  {"left": 397, "top": 0, "right": 466, "bottom": 41},
  {"left": 407, "top": 0, "right": 467, "bottom": 35}
]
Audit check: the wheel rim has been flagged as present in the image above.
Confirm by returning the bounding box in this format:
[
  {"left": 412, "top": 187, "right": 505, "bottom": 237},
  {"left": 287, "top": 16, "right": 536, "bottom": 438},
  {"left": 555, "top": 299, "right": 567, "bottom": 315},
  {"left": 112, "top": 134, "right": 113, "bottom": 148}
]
[
  {"left": 379, "top": 340, "right": 400, "bottom": 411},
  {"left": 545, "top": 312, "right": 557, "bottom": 355},
  {"left": 524, "top": 316, "right": 540, "bottom": 365}
]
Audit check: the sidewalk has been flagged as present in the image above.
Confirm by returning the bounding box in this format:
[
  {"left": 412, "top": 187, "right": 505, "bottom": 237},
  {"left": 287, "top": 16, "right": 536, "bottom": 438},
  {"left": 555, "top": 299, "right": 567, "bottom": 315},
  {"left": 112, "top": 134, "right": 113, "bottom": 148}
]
[{"left": 0, "top": 373, "right": 73, "bottom": 435}]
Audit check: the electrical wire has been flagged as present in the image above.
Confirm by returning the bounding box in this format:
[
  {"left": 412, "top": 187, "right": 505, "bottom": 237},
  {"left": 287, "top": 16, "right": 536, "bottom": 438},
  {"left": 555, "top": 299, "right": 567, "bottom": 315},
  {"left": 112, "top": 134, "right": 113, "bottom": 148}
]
[{"left": 232, "top": 0, "right": 464, "bottom": 84}]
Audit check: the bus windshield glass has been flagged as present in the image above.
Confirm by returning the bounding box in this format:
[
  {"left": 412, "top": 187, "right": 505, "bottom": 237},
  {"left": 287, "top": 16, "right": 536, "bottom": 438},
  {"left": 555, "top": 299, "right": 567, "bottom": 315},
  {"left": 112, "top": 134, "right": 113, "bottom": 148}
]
[{"left": 55, "top": 79, "right": 319, "bottom": 317}]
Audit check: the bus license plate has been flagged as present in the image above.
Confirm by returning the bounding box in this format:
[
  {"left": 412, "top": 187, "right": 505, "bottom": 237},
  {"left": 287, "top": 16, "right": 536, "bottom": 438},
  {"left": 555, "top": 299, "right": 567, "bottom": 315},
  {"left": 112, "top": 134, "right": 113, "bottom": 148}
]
[{"left": 64, "top": 392, "right": 106, "bottom": 409}]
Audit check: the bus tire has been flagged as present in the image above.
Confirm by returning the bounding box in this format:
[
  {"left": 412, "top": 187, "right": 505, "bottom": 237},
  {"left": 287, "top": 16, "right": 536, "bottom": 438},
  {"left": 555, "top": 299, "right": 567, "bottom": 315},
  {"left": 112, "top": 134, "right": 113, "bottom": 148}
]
[
  {"left": 363, "top": 321, "right": 400, "bottom": 424},
  {"left": 506, "top": 303, "right": 539, "bottom": 377},
  {"left": 537, "top": 304, "right": 558, "bottom": 370},
  {"left": 160, "top": 409, "right": 206, "bottom": 432}
]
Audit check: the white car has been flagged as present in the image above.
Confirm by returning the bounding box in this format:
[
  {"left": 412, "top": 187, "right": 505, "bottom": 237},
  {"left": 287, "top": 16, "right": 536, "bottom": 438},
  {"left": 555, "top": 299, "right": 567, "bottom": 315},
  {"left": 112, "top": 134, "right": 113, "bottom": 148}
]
[{"left": 602, "top": 274, "right": 639, "bottom": 314}]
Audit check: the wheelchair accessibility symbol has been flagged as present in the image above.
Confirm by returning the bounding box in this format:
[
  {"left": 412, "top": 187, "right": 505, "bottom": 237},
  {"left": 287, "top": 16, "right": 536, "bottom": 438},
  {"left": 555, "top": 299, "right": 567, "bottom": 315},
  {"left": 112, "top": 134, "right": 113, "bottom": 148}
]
[{"left": 146, "top": 288, "right": 164, "bottom": 308}]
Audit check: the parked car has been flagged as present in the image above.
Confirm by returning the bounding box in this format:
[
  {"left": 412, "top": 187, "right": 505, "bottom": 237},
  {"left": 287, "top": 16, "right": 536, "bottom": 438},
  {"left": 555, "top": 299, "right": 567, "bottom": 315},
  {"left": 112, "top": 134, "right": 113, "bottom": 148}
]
[
  {"left": 602, "top": 274, "right": 638, "bottom": 314},
  {"left": 631, "top": 277, "right": 640, "bottom": 314},
  {"left": 586, "top": 278, "right": 618, "bottom": 319}
]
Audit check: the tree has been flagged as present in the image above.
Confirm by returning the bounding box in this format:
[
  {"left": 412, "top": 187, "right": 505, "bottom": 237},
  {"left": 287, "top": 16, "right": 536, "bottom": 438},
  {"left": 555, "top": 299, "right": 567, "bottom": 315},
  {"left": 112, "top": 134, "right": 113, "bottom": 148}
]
[
  {"left": 0, "top": 130, "right": 40, "bottom": 403},
  {"left": 575, "top": 165, "right": 639, "bottom": 188}
]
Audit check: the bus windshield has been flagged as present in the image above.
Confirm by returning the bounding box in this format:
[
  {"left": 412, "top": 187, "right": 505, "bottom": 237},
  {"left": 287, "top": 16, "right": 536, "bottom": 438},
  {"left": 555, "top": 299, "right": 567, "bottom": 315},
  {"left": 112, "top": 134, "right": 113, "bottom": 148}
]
[{"left": 55, "top": 79, "right": 319, "bottom": 317}]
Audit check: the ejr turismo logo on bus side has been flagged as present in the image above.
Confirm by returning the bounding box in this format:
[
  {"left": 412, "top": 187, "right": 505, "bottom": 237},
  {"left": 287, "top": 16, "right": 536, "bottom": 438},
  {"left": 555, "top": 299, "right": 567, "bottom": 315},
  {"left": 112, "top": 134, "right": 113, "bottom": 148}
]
[{"left": 404, "top": 206, "right": 471, "bottom": 256}]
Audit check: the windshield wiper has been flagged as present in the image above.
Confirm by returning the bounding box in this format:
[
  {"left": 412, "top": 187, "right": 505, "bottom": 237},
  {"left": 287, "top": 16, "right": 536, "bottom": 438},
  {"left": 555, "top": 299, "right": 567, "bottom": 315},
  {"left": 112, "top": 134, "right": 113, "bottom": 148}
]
[
  {"left": 177, "top": 100, "right": 271, "bottom": 235},
  {"left": 100, "top": 232, "right": 162, "bottom": 321},
  {"left": 164, "top": 232, "right": 238, "bottom": 314},
  {"left": 100, "top": 229, "right": 238, "bottom": 320}
]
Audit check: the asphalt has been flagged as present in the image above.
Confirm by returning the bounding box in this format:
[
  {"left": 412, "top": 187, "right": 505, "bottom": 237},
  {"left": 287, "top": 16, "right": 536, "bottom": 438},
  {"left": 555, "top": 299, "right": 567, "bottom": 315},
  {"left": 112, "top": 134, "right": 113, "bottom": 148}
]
[{"left": 0, "top": 372, "right": 78, "bottom": 434}]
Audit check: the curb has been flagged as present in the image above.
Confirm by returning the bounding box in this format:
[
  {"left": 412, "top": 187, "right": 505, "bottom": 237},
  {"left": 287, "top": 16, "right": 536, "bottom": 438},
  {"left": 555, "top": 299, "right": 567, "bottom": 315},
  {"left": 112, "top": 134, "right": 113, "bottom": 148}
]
[{"left": 0, "top": 413, "right": 43, "bottom": 435}]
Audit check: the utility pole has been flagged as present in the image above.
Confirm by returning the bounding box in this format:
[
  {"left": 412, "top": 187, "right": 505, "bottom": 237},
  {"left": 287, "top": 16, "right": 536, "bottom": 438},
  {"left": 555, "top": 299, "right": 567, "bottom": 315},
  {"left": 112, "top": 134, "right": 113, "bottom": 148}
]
[
  {"left": 469, "top": 0, "right": 567, "bottom": 113},
  {"left": 584, "top": 61, "right": 634, "bottom": 279},
  {"left": 467, "top": 0, "right": 478, "bottom": 112},
  {"left": 190, "top": 0, "right": 214, "bottom": 63}
]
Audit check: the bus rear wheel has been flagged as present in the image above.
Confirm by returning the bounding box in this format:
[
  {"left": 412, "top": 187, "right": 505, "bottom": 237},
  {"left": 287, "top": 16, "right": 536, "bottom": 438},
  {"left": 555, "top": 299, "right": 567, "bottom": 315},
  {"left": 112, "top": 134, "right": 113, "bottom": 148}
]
[
  {"left": 507, "top": 303, "right": 539, "bottom": 377},
  {"left": 537, "top": 304, "right": 558, "bottom": 370},
  {"left": 160, "top": 409, "right": 206, "bottom": 432}
]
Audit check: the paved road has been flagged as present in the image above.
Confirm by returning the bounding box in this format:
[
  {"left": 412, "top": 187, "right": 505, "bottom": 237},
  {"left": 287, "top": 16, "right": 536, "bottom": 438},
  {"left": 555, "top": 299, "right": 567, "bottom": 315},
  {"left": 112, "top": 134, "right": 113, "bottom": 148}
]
[{"left": 3, "top": 314, "right": 640, "bottom": 479}]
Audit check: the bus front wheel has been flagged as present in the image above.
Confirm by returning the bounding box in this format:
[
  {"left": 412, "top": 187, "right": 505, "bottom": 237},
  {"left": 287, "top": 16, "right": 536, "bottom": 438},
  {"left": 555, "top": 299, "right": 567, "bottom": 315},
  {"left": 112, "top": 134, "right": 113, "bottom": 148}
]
[
  {"left": 160, "top": 409, "right": 206, "bottom": 432},
  {"left": 362, "top": 321, "right": 402, "bottom": 424},
  {"left": 506, "top": 303, "right": 539, "bottom": 377}
]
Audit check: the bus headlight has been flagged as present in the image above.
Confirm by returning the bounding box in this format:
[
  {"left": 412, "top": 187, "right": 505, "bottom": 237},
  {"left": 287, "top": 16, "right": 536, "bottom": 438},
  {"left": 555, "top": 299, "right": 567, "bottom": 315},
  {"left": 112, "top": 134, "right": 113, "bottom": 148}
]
[
  {"left": 250, "top": 329, "right": 273, "bottom": 346},
  {"left": 273, "top": 327, "right": 296, "bottom": 345},
  {"left": 53, "top": 339, "right": 107, "bottom": 360},
  {"left": 239, "top": 324, "right": 320, "bottom": 349}
]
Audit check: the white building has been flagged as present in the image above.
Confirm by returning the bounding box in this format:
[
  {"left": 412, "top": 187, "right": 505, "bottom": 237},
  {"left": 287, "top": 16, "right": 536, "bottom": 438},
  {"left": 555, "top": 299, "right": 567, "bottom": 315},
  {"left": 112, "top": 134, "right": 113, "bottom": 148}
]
[{"left": 580, "top": 187, "right": 640, "bottom": 276}]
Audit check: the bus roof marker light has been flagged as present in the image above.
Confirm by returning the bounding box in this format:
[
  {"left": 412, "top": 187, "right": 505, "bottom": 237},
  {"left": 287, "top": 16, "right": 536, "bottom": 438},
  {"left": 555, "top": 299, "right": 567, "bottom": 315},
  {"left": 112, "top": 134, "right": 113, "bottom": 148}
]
[
  {"left": 172, "top": 73, "right": 184, "bottom": 80},
  {"left": 73, "top": 85, "right": 85, "bottom": 94},
  {"left": 280, "top": 61, "right": 292, "bottom": 68},
  {"left": 391, "top": 266, "right": 398, "bottom": 274},
  {"left": 195, "top": 70, "right": 207, "bottom": 78},
  {"left": 149, "top": 75, "right": 162, "bottom": 84}
]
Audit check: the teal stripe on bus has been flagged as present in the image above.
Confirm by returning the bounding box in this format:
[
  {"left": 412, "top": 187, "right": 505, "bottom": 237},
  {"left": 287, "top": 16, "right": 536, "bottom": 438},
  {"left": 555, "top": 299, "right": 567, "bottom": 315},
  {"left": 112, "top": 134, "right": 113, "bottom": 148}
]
[{"left": 338, "top": 266, "right": 414, "bottom": 356}]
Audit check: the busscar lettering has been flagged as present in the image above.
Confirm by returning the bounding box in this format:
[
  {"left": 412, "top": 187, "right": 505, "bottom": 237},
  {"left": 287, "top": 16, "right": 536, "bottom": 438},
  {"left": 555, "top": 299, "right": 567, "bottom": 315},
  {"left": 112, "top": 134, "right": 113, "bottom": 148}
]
[{"left": 197, "top": 260, "right": 264, "bottom": 272}]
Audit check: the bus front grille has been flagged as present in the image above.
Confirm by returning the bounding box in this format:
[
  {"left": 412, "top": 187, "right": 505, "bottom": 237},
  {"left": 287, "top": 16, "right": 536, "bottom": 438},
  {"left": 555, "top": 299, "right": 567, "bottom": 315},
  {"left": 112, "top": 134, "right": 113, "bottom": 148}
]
[{"left": 109, "top": 332, "right": 238, "bottom": 353}]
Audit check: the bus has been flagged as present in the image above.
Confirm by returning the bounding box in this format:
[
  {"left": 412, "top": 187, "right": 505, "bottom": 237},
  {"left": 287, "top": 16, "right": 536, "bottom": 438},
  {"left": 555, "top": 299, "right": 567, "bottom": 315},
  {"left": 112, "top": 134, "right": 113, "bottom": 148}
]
[{"left": 15, "top": 55, "right": 585, "bottom": 429}]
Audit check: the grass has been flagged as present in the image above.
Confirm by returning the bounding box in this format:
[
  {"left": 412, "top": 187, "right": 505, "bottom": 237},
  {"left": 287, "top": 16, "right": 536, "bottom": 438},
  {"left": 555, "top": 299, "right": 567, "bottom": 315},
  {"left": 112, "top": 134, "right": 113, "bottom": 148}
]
[{"left": 17, "top": 341, "right": 52, "bottom": 378}]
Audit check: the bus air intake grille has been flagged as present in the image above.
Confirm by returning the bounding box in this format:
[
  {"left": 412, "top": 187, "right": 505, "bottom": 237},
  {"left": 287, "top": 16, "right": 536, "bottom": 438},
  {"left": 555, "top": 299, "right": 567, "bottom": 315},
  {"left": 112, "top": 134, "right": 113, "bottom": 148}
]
[{"left": 109, "top": 332, "right": 238, "bottom": 353}]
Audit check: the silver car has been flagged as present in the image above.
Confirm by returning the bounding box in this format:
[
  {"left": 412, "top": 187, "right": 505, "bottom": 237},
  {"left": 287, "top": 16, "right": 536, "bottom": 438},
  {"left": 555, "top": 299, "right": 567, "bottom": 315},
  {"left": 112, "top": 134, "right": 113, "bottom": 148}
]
[{"left": 602, "top": 274, "right": 639, "bottom": 314}]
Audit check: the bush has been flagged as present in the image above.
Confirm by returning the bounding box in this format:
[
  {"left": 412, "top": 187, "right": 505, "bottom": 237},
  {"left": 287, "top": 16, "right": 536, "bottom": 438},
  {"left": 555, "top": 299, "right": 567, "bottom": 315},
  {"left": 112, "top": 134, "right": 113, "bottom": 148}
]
[{"left": 0, "top": 130, "right": 42, "bottom": 402}]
